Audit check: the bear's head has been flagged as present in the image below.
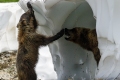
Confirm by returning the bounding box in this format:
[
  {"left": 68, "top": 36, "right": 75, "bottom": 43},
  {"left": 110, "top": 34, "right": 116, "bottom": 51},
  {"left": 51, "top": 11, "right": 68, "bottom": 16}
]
[
  {"left": 65, "top": 28, "right": 81, "bottom": 42},
  {"left": 65, "top": 27, "right": 90, "bottom": 44},
  {"left": 17, "top": 2, "right": 37, "bottom": 30}
]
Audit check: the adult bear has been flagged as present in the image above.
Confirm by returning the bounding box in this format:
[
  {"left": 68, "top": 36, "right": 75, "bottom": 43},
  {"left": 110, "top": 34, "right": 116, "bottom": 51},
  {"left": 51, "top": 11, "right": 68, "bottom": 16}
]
[{"left": 16, "top": 2, "right": 64, "bottom": 80}]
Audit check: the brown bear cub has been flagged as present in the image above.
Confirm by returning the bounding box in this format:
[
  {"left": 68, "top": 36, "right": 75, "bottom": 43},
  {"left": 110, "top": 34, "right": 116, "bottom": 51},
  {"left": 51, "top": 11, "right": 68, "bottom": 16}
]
[
  {"left": 16, "top": 2, "right": 64, "bottom": 80},
  {"left": 65, "top": 27, "right": 101, "bottom": 65}
]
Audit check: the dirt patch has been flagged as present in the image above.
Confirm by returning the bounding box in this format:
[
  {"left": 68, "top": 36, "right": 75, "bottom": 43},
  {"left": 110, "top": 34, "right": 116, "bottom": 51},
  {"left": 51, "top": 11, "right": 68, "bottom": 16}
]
[{"left": 0, "top": 51, "right": 18, "bottom": 80}]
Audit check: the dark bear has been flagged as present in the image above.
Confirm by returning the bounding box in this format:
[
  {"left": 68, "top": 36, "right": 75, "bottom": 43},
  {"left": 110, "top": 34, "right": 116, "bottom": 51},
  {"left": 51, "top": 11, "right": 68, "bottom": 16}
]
[
  {"left": 16, "top": 2, "right": 64, "bottom": 80},
  {"left": 65, "top": 27, "right": 101, "bottom": 65}
]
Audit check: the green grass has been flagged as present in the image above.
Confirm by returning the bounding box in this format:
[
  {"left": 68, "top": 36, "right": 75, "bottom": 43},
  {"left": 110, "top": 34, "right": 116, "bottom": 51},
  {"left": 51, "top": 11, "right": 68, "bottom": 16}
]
[{"left": 0, "top": 0, "right": 18, "bottom": 2}]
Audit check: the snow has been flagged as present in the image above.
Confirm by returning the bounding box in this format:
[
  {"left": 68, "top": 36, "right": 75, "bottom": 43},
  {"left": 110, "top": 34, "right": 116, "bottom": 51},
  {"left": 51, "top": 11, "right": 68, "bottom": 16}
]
[
  {"left": 36, "top": 46, "right": 57, "bottom": 79},
  {"left": 0, "top": 3, "right": 24, "bottom": 52},
  {"left": 87, "top": 0, "right": 120, "bottom": 79}
]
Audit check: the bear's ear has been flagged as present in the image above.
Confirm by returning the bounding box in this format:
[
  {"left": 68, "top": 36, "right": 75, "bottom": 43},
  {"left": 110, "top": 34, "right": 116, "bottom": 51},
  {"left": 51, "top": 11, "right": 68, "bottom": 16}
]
[{"left": 83, "top": 28, "right": 90, "bottom": 33}]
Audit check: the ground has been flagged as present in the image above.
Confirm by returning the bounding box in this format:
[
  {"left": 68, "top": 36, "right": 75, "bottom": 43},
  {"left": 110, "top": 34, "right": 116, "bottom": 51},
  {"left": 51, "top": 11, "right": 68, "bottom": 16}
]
[{"left": 0, "top": 51, "right": 18, "bottom": 80}]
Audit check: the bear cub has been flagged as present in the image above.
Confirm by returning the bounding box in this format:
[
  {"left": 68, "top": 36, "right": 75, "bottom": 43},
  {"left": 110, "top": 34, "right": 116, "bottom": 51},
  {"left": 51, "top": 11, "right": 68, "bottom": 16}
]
[
  {"left": 16, "top": 2, "right": 64, "bottom": 80},
  {"left": 65, "top": 27, "right": 101, "bottom": 65}
]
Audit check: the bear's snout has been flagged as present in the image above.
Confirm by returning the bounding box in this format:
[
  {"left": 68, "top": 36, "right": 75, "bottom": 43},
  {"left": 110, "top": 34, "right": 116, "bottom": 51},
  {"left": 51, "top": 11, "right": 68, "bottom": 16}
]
[{"left": 65, "top": 28, "right": 71, "bottom": 40}]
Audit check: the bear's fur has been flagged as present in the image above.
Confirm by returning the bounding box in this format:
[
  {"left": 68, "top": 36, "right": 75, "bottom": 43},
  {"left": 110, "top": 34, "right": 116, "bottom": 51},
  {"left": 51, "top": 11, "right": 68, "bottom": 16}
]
[
  {"left": 65, "top": 27, "right": 101, "bottom": 65},
  {"left": 16, "top": 2, "right": 64, "bottom": 80}
]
